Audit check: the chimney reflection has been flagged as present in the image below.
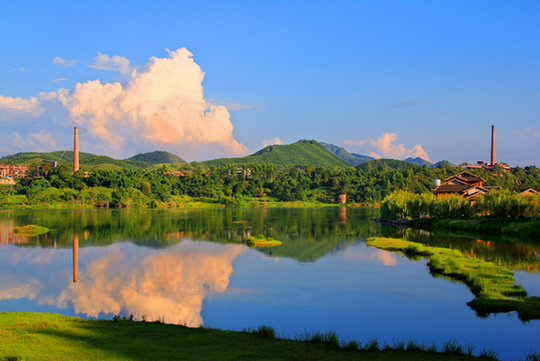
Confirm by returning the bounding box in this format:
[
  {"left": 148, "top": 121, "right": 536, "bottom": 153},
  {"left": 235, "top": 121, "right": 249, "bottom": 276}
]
[
  {"left": 73, "top": 234, "right": 78, "bottom": 283},
  {"left": 339, "top": 207, "right": 347, "bottom": 224}
]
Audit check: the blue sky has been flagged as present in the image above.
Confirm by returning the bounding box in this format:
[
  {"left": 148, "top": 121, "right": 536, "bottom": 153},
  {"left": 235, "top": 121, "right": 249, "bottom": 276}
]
[{"left": 0, "top": 1, "right": 538, "bottom": 166}]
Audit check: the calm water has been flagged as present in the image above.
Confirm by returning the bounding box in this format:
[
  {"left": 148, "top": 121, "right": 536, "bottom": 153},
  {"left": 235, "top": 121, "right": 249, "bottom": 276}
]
[{"left": 0, "top": 208, "right": 539, "bottom": 360}]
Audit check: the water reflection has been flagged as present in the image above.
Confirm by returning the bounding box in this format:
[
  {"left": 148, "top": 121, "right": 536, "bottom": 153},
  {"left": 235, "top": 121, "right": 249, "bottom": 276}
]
[
  {"left": 64, "top": 241, "right": 245, "bottom": 326},
  {"left": 342, "top": 246, "right": 397, "bottom": 266},
  {"left": 404, "top": 228, "right": 540, "bottom": 273}
]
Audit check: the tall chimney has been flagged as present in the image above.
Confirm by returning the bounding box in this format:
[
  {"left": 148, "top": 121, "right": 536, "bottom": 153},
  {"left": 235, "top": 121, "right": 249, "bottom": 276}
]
[
  {"left": 490, "top": 125, "right": 495, "bottom": 166},
  {"left": 73, "top": 127, "right": 79, "bottom": 173}
]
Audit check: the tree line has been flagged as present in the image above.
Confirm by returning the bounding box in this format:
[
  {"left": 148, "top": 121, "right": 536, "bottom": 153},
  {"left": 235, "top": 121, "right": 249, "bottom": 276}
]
[{"left": 2, "top": 161, "right": 539, "bottom": 208}]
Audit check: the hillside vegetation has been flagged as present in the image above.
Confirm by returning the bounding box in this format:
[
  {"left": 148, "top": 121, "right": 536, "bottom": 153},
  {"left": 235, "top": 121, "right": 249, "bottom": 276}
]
[
  {"left": 320, "top": 142, "right": 373, "bottom": 166},
  {"left": 128, "top": 151, "right": 185, "bottom": 164},
  {"left": 199, "top": 140, "right": 352, "bottom": 169}
]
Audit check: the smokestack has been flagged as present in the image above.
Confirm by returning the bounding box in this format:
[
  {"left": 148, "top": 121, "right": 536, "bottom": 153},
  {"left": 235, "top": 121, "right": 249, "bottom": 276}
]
[
  {"left": 491, "top": 125, "right": 495, "bottom": 166},
  {"left": 74, "top": 127, "right": 79, "bottom": 173}
]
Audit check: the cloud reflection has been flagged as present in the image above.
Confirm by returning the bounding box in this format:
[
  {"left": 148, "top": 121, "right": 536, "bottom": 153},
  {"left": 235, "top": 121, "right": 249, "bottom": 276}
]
[
  {"left": 342, "top": 247, "right": 397, "bottom": 266},
  {"left": 57, "top": 241, "right": 245, "bottom": 326}
]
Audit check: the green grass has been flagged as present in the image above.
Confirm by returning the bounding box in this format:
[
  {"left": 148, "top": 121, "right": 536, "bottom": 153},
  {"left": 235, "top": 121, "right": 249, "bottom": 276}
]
[
  {"left": 13, "top": 225, "right": 49, "bottom": 236},
  {"left": 366, "top": 237, "right": 540, "bottom": 321},
  {"left": 246, "top": 235, "right": 283, "bottom": 247},
  {"left": 0, "top": 312, "right": 501, "bottom": 361}
]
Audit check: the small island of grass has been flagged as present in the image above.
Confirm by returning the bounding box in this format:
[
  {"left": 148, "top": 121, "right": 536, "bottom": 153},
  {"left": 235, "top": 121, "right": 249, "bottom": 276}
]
[
  {"left": 13, "top": 225, "right": 49, "bottom": 236},
  {"left": 366, "top": 237, "right": 540, "bottom": 321},
  {"left": 246, "top": 235, "right": 282, "bottom": 247}
]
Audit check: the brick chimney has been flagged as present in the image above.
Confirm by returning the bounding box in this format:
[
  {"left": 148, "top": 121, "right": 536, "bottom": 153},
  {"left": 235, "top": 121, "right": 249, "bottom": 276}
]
[
  {"left": 491, "top": 125, "right": 495, "bottom": 166},
  {"left": 74, "top": 127, "right": 79, "bottom": 173}
]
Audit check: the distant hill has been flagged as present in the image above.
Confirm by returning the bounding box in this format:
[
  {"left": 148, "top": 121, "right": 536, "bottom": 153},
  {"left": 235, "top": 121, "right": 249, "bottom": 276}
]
[
  {"left": 357, "top": 158, "right": 419, "bottom": 172},
  {"left": 431, "top": 160, "right": 457, "bottom": 168},
  {"left": 128, "top": 151, "right": 185, "bottom": 164},
  {"left": 320, "top": 142, "right": 373, "bottom": 166},
  {"left": 404, "top": 157, "right": 432, "bottom": 166},
  {"left": 0, "top": 151, "right": 93, "bottom": 167},
  {"left": 0, "top": 151, "right": 173, "bottom": 170},
  {"left": 200, "top": 140, "right": 352, "bottom": 169}
]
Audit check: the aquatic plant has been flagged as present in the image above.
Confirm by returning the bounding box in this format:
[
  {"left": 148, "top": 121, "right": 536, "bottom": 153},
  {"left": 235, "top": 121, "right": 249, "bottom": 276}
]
[
  {"left": 245, "top": 235, "right": 282, "bottom": 247},
  {"left": 367, "top": 237, "right": 540, "bottom": 321},
  {"left": 13, "top": 224, "right": 49, "bottom": 236}
]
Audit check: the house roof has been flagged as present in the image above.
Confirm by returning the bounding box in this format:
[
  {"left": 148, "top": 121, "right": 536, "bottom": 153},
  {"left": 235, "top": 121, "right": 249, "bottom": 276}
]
[
  {"left": 514, "top": 188, "right": 540, "bottom": 196},
  {"left": 444, "top": 171, "right": 484, "bottom": 185}
]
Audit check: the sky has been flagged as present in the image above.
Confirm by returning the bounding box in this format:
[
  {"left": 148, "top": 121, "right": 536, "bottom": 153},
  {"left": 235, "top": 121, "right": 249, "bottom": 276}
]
[{"left": 0, "top": 1, "right": 538, "bottom": 166}]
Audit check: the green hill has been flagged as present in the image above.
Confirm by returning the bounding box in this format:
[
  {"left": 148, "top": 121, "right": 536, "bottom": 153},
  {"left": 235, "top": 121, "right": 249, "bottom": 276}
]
[
  {"left": 404, "top": 157, "right": 432, "bottom": 166},
  {"left": 0, "top": 151, "right": 93, "bottom": 167},
  {"left": 1, "top": 151, "right": 153, "bottom": 170},
  {"left": 128, "top": 151, "right": 185, "bottom": 164},
  {"left": 320, "top": 142, "right": 373, "bottom": 166},
  {"left": 80, "top": 155, "right": 151, "bottom": 169},
  {"left": 357, "top": 158, "right": 419, "bottom": 172},
  {"left": 200, "top": 140, "right": 352, "bottom": 169}
]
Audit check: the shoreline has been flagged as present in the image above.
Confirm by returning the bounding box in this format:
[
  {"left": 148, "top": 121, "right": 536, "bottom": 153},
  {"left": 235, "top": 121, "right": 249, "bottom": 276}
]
[{"left": 0, "top": 312, "right": 511, "bottom": 361}]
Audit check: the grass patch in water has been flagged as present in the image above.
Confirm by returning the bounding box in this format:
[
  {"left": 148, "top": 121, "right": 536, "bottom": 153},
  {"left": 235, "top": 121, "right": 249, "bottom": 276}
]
[
  {"left": 13, "top": 224, "right": 49, "bottom": 236},
  {"left": 366, "top": 237, "right": 540, "bottom": 321},
  {"left": 246, "top": 234, "right": 282, "bottom": 247}
]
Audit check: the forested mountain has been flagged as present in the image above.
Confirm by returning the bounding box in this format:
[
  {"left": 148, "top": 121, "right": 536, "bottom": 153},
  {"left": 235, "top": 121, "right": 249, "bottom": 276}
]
[
  {"left": 356, "top": 158, "right": 419, "bottom": 172},
  {"left": 320, "top": 142, "right": 373, "bottom": 166},
  {"left": 404, "top": 157, "right": 432, "bottom": 166},
  {"left": 128, "top": 151, "right": 185, "bottom": 164},
  {"left": 0, "top": 151, "right": 93, "bottom": 166},
  {"left": 431, "top": 160, "right": 456, "bottom": 168},
  {"left": 199, "top": 140, "right": 352, "bottom": 169}
]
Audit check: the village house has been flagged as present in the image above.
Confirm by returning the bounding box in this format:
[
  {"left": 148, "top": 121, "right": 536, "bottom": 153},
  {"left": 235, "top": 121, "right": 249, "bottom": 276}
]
[
  {"left": 433, "top": 171, "right": 501, "bottom": 202},
  {"left": 0, "top": 163, "right": 30, "bottom": 179},
  {"left": 433, "top": 171, "right": 538, "bottom": 203}
]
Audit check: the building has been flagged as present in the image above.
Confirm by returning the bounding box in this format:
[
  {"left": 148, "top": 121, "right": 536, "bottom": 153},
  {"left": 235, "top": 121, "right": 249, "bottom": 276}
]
[
  {"left": 0, "top": 163, "right": 30, "bottom": 179},
  {"left": 434, "top": 171, "right": 537, "bottom": 203},
  {"left": 433, "top": 171, "right": 501, "bottom": 202}
]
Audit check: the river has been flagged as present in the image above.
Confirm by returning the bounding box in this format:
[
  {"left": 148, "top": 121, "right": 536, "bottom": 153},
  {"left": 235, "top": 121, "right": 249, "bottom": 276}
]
[{"left": 0, "top": 208, "right": 538, "bottom": 360}]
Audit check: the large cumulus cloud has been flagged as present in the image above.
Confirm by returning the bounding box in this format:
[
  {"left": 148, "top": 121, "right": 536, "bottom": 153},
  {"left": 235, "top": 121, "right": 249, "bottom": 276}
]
[{"left": 0, "top": 48, "right": 249, "bottom": 160}]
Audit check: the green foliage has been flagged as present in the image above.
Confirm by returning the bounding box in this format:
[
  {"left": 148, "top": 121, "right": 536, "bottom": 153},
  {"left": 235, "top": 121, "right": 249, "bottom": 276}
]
[
  {"left": 368, "top": 237, "right": 540, "bottom": 321},
  {"left": 0, "top": 312, "right": 505, "bottom": 361},
  {"left": 128, "top": 151, "right": 185, "bottom": 164},
  {"left": 381, "top": 190, "right": 540, "bottom": 220},
  {"left": 13, "top": 225, "right": 49, "bottom": 236},
  {"left": 200, "top": 140, "right": 352, "bottom": 169},
  {"left": 320, "top": 142, "right": 374, "bottom": 166}
]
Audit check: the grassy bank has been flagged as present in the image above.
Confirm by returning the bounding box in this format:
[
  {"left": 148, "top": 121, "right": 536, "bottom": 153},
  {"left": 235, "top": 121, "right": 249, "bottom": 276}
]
[
  {"left": 409, "top": 217, "right": 540, "bottom": 240},
  {"left": 0, "top": 193, "right": 375, "bottom": 210},
  {"left": 366, "top": 237, "right": 540, "bottom": 321},
  {"left": 0, "top": 312, "right": 508, "bottom": 361}
]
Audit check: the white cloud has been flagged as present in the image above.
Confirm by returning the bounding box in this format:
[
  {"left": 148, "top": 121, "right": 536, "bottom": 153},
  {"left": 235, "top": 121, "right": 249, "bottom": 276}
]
[
  {"left": 6, "top": 131, "right": 57, "bottom": 152},
  {"left": 344, "top": 132, "right": 430, "bottom": 161},
  {"left": 510, "top": 127, "right": 540, "bottom": 138},
  {"left": 51, "top": 78, "right": 69, "bottom": 83},
  {"left": 262, "top": 137, "right": 282, "bottom": 147},
  {"left": 88, "top": 52, "right": 133, "bottom": 77},
  {"left": 12, "top": 68, "right": 25, "bottom": 71},
  {"left": 0, "top": 48, "right": 249, "bottom": 160},
  {"left": 53, "top": 57, "right": 79, "bottom": 67},
  {"left": 0, "top": 95, "right": 43, "bottom": 118}
]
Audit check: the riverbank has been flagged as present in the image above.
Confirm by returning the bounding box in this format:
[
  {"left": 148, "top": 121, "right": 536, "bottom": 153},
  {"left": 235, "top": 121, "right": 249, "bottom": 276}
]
[
  {"left": 0, "top": 194, "right": 378, "bottom": 210},
  {"left": 0, "top": 312, "right": 506, "bottom": 361},
  {"left": 409, "top": 217, "right": 540, "bottom": 240},
  {"left": 366, "top": 237, "right": 540, "bottom": 321}
]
